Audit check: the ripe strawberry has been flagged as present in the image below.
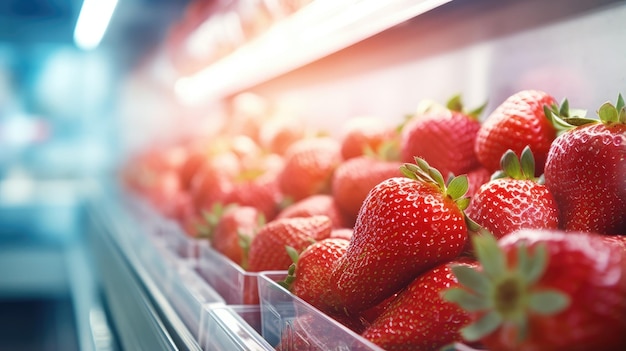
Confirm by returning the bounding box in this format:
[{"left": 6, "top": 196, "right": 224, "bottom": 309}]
[
  {"left": 339, "top": 116, "right": 399, "bottom": 160},
  {"left": 329, "top": 228, "right": 353, "bottom": 241},
  {"left": 247, "top": 215, "right": 332, "bottom": 272},
  {"left": 465, "top": 167, "right": 491, "bottom": 213},
  {"left": 330, "top": 158, "right": 470, "bottom": 313},
  {"left": 444, "top": 229, "right": 626, "bottom": 351},
  {"left": 331, "top": 156, "right": 402, "bottom": 226},
  {"left": 401, "top": 95, "right": 485, "bottom": 177},
  {"left": 276, "top": 194, "right": 349, "bottom": 229},
  {"left": 544, "top": 96, "right": 626, "bottom": 234},
  {"left": 282, "top": 238, "right": 350, "bottom": 316},
  {"left": 466, "top": 146, "right": 559, "bottom": 239},
  {"left": 223, "top": 175, "right": 283, "bottom": 222},
  {"left": 361, "top": 259, "right": 478, "bottom": 351},
  {"left": 277, "top": 137, "right": 343, "bottom": 202},
  {"left": 475, "top": 90, "right": 557, "bottom": 175},
  {"left": 210, "top": 205, "right": 264, "bottom": 269},
  {"left": 189, "top": 151, "right": 240, "bottom": 210}
]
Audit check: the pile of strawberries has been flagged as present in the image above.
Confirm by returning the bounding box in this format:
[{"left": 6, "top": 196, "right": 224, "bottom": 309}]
[{"left": 122, "top": 90, "right": 626, "bottom": 351}]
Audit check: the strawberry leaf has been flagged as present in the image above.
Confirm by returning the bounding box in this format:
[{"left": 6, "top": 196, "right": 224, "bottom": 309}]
[
  {"left": 286, "top": 245, "right": 300, "bottom": 264},
  {"left": 446, "top": 94, "right": 463, "bottom": 112},
  {"left": 528, "top": 290, "right": 570, "bottom": 315},
  {"left": 501, "top": 150, "right": 522, "bottom": 179},
  {"left": 451, "top": 265, "right": 490, "bottom": 296},
  {"left": 443, "top": 287, "right": 491, "bottom": 312},
  {"left": 599, "top": 101, "right": 619, "bottom": 123},
  {"left": 525, "top": 243, "right": 548, "bottom": 284},
  {"left": 461, "top": 310, "right": 502, "bottom": 342},
  {"left": 447, "top": 174, "right": 469, "bottom": 200},
  {"left": 519, "top": 146, "right": 535, "bottom": 178},
  {"left": 472, "top": 233, "right": 505, "bottom": 278}
]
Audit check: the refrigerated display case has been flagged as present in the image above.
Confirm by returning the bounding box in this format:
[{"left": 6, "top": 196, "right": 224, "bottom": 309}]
[{"left": 2, "top": 0, "right": 625, "bottom": 350}]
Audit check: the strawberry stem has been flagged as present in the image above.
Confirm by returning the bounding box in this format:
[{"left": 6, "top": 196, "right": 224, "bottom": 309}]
[{"left": 443, "top": 232, "right": 570, "bottom": 343}]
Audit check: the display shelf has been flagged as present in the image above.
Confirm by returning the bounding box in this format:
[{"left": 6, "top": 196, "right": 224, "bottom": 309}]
[
  {"left": 258, "top": 271, "right": 385, "bottom": 350},
  {"left": 86, "top": 192, "right": 203, "bottom": 351},
  {"left": 174, "top": 0, "right": 452, "bottom": 105},
  {"left": 85, "top": 185, "right": 280, "bottom": 351}
]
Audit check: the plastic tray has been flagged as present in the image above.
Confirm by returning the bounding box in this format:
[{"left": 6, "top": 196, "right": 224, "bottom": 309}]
[
  {"left": 165, "top": 260, "right": 227, "bottom": 339},
  {"left": 257, "top": 271, "right": 385, "bottom": 350},
  {"left": 197, "top": 241, "right": 270, "bottom": 305},
  {"left": 159, "top": 218, "right": 203, "bottom": 259},
  {"left": 200, "top": 305, "right": 274, "bottom": 351}
]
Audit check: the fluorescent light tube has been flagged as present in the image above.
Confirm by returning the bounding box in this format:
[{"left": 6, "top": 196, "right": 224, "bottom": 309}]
[{"left": 74, "top": 0, "right": 119, "bottom": 50}]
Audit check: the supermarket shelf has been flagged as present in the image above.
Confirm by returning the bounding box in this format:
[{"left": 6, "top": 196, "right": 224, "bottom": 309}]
[
  {"left": 86, "top": 192, "right": 203, "bottom": 351},
  {"left": 174, "top": 0, "right": 452, "bottom": 104}
]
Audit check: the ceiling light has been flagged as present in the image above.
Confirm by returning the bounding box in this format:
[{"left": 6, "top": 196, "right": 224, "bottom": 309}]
[{"left": 74, "top": 0, "right": 119, "bottom": 50}]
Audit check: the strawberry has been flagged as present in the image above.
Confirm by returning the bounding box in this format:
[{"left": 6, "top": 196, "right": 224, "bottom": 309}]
[
  {"left": 247, "top": 215, "right": 332, "bottom": 272},
  {"left": 339, "top": 116, "right": 399, "bottom": 160},
  {"left": 189, "top": 151, "right": 240, "bottom": 210},
  {"left": 475, "top": 90, "right": 558, "bottom": 175},
  {"left": 331, "top": 156, "right": 402, "bottom": 226},
  {"left": 444, "top": 229, "right": 626, "bottom": 351},
  {"left": 464, "top": 167, "right": 491, "bottom": 213},
  {"left": 223, "top": 175, "right": 283, "bottom": 222},
  {"left": 330, "top": 158, "right": 470, "bottom": 313},
  {"left": 544, "top": 95, "right": 626, "bottom": 234},
  {"left": 277, "top": 137, "right": 343, "bottom": 202},
  {"left": 361, "top": 258, "right": 478, "bottom": 351},
  {"left": 282, "top": 238, "right": 350, "bottom": 317},
  {"left": 466, "top": 146, "right": 560, "bottom": 240},
  {"left": 210, "top": 205, "right": 264, "bottom": 269},
  {"left": 401, "top": 95, "right": 485, "bottom": 177},
  {"left": 329, "top": 228, "right": 353, "bottom": 241},
  {"left": 276, "top": 194, "right": 349, "bottom": 229}
]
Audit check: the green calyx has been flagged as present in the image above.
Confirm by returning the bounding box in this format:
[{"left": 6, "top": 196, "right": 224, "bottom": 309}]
[
  {"left": 491, "top": 146, "right": 542, "bottom": 183},
  {"left": 544, "top": 94, "right": 626, "bottom": 135},
  {"left": 442, "top": 232, "right": 570, "bottom": 344},
  {"left": 277, "top": 245, "right": 300, "bottom": 290},
  {"left": 400, "top": 157, "right": 470, "bottom": 211},
  {"left": 196, "top": 202, "right": 232, "bottom": 239},
  {"left": 597, "top": 94, "right": 626, "bottom": 125},
  {"left": 445, "top": 94, "right": 488, "bottom": 121}
]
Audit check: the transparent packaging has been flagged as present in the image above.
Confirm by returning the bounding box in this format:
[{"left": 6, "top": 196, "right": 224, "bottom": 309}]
[
  {"left": 197, "top": 241, "right": 271, "bottom": 305},
  {"left": 165, "top": 260, "right": 227, "bottom": 338},
  {"left": 257, "top": 271, "right": 384, "bottom": 350},
  {"left": 200, "top": 305, "right": 273, "bottom": 351}
]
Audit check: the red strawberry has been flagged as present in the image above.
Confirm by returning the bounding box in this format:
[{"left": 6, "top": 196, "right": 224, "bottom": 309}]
[
  {"left": 189, "top": 151, "right": 240, "bottom": 210},
  {"left": 466, "top": 146, "right": 560, "bottom": 240},
  {"left": 465, "top": 167, "right": 491, "bottom": 199},
  {"left": 278, "top": 137, "right": 343, "bottom": 202},
  {"left": 444, "top": 229, "right": 626, "bottom": 351},
  {"left": 339, "top": 116, "right": 399, "bottom": 160},
  {"left": 282, "top": 238, "right": 350, "bottom": 317},
  {"left": 247, "top": 215, "right": 332, "bottom": 272},
  {"left": 475, "top": 90, "right": 558, "bottom": 175},
  {"left": 401, "top": 95, "right": 485, "bottom": 177},
  {"left": 276, "top": 194, "right": 348, "bottom": 229},
  {"left": 223, "top": 176, "right": 283, "bottom": 222},
  {"left": 210, "top": 205, "right": 264, "bottom": 269},
  {"left": 330, "top": 158, "right": 470, "bottom": 313},
  {"left": 329, "top": 228, "right": 353, "bottom": 241},
  {"left": 361, "top": 258, "right": 478, "bottom": 351},
  {"left": 331, "top": 156, "right": 402, "bottom": 226},
  {"left": 544, "top": 96, "right": 626, "bottom": 234}
]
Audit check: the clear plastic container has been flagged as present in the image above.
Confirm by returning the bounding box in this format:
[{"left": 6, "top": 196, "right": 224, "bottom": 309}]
[
  {"left": 200, "top": 305, "right": 274, "bottom": 351},
  {"left": 197, "top": 241, "right": 270, "bottom": 305},
  {"left": 159, "top": 218, "right": 203, "bottom": 259},
  {"left": 165, "top": 261, "right": 227, "bottom": 338},
  {"left": 257, "top": 271, "right": 385, "bottom": 350}
]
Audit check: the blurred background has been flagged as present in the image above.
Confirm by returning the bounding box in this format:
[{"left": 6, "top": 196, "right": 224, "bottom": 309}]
[{"left": 0, "top": 1, "right": 189, "bottom": 350}]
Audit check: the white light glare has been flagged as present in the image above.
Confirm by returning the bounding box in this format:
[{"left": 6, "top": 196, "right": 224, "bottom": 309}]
[{"left": 74, "top": 0, "right": 119, "bottom": 50}]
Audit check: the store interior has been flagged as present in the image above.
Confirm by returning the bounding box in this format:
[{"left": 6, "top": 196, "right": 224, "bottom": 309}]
[{"left": 0, "top": 0, "right": 624, "bottom": 350}]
